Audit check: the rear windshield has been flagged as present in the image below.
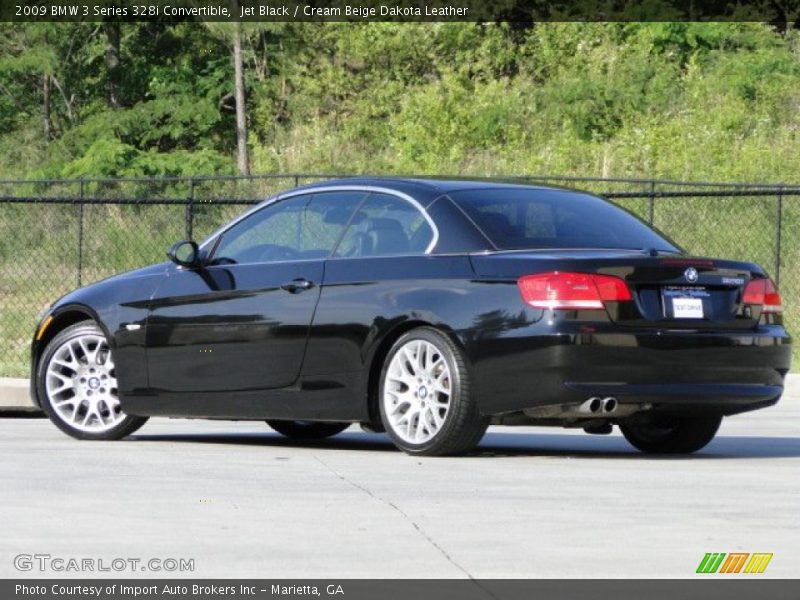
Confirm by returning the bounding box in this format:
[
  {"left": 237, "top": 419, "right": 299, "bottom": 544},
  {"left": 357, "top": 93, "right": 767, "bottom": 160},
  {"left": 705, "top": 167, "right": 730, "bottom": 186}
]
[{"left": 450, "top": 188, "right": 678, "bottom": 252}]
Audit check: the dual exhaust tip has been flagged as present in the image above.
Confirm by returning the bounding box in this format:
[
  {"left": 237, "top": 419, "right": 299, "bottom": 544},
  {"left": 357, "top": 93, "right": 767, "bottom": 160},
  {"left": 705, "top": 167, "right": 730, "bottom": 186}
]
[{"left": 586, "top": 396, "right": 618, "bottom": 414}]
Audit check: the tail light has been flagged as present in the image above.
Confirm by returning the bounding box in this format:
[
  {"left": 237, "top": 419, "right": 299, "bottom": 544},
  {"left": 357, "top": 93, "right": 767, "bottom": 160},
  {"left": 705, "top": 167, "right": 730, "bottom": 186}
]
[
  {"left": 517, "top": 272, "right": 632, "bottom": 310},
  {"left": 742, "top": 278, "right": 783, "bottom": 314}
]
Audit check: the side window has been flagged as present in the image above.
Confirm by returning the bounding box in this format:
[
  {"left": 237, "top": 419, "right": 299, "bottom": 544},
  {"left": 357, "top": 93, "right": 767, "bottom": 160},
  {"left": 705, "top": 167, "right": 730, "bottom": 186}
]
[
  {"left": 525, "top": 202, "right": 557, "bottom": 238},
  {"left": 471, "top": 200, "right": 556, "bottom": 242},
  {"left": 211, "top": 192, "right": 365, "bottom": 265},
  {"left": 300, "top": 192, "right": 367, "bottom": 257},
  {"left": 334, "top": 193, "right": 434, "bottom": 258}
]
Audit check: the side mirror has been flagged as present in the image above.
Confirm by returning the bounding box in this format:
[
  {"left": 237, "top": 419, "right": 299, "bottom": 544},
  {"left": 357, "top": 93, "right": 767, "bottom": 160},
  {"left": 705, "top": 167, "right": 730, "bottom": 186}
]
[{"left": 167, "top": 240, "right": 201, "bottom": 268}]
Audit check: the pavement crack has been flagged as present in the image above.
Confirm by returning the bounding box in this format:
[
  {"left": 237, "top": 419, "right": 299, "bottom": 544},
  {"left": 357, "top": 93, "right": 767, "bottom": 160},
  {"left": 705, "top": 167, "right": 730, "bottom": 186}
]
[{"left": 313, "top": 455, "right": 497, "bottom": 598}]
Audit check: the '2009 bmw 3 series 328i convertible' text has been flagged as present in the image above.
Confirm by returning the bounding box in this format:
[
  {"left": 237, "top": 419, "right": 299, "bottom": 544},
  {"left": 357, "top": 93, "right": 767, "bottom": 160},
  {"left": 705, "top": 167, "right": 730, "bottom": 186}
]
[{"left": 31, "top": 178, "right": 791, "bottom": 455}]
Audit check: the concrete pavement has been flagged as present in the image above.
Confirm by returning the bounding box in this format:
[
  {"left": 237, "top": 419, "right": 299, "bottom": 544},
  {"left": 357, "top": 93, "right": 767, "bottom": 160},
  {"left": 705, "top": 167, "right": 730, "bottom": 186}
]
[{"left": 0, "top": 377, "right": 797, "bottom": 579}]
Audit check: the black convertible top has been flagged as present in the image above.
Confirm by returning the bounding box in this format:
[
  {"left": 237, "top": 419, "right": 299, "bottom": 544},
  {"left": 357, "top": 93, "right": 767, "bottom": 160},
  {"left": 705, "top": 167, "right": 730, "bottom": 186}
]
[{"left": 287, "top": 176, "right": 566, "bottom": 201}]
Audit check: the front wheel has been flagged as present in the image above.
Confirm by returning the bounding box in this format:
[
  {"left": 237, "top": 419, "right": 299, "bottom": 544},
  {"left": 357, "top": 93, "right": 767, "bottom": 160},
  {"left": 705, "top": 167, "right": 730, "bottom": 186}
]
[
  {"left": 266, "top": 420, "right": 350, "bottom": 440},
  {"left": 379, "top": 327, "right": 488, "bottom": 456},
  {"left": 620, "top": 414, "right": 722, "bottom": 454},
  {"left": 37, "top": 321, "right": 148, "bottom": 440}
]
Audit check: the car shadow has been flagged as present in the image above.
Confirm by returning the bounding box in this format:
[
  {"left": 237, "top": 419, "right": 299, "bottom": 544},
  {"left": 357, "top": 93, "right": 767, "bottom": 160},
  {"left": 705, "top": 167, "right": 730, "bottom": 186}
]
[
  {"left": 476, "top": 431, "right": 800, "bottom": 459},
  {"left": 129, "top": 429, "right": 800, "bottom": 459},
  {"left": 0, "top": 410, "right": 45, "bottom": 418}
]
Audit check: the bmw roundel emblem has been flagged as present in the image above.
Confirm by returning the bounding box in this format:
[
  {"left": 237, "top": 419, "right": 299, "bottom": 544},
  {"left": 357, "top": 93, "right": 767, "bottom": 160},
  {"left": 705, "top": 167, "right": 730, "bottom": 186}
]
[{"left": 684, "top": 267, "right": 699, "bottom": 283}]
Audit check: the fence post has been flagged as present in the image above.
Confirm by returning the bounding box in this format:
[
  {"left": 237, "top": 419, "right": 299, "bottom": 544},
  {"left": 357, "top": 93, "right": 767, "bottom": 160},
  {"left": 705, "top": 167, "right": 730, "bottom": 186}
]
[
  {"left": 648, "top": 179, "right": 655, "bottom": 225},
  {"left": 186, "top": 178, "right": 194, "bottom": 240},
  {"left": 77, "top": 179, "right": 84, "bottom": 287},
  {"left": 775, "top": 187, "right": 783, "bottom": 285}
]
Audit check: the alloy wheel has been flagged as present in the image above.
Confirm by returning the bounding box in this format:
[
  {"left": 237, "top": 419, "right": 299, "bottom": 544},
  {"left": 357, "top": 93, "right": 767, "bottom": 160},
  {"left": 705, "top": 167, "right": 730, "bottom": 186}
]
[
  {"left": 382, "top": 339, "right": 452, "bottom": 444},
  {"left": 45, "top": 333, "right": 125, "bottom": 432}
]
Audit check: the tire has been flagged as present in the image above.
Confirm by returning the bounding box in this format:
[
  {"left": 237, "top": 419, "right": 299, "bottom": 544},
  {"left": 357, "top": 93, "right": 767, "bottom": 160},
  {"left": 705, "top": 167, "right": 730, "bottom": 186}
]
[
  {"left": 620, "top": 414, "right": 722, "bottom": 454},
  {"left": 37, "top": 321, "right": 148, "bottom": 441},
  {"left": 266, "top": 420, "right": 350, "bottom": 440},
  {"left": 378, "top": 327, "right": 489, "bottom": 456}
]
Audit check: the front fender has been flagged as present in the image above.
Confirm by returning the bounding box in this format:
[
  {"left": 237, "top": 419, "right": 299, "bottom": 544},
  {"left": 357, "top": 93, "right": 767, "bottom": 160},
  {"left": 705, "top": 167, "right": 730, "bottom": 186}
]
[{"left": 30, "top": 263, "right": 169, "bottom": 401}]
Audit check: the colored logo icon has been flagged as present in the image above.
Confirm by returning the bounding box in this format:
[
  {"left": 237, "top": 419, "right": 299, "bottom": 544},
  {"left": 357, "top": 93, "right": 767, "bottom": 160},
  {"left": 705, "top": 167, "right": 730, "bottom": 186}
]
[{"left": 696, "top": 552, "right": 773, "bottom": 574}]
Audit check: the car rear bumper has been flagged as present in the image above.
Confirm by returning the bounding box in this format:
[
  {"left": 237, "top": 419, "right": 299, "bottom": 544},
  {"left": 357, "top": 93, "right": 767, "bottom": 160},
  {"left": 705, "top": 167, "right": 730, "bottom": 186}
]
[
  {"left": 563, "top": 382, "right": 782, "bottom": 415},
  {"left": 468, "top": 325, "right": 791, "bottom": 416}
]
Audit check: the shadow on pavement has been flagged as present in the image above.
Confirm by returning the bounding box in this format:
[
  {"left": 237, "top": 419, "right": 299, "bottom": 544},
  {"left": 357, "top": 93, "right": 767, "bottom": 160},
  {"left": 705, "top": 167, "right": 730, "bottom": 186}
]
[
  {"left": 0, "top": 410, "right": 44, "bottom": 418},
  {"left": 128, "top": 429, "right": 800, "bottom": 459}
]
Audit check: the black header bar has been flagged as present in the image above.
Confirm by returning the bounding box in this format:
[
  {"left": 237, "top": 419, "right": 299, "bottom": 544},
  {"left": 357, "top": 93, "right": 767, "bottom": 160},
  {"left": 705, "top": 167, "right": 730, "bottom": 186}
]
[
  {"left": 4, "top": 0, "right": 800, "bottom": 22},
  {"left": 4, "top": 579, "right": 800, "bottom": 600}
]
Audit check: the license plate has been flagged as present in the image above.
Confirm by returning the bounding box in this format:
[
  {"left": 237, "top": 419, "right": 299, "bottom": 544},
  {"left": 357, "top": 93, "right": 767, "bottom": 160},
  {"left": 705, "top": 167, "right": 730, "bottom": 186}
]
[
  {"left": 662, "top": 286, "right": 708, "bottom": 319},
  {"left": 672, "top": 297, "right": 704, "bottom": 319}
]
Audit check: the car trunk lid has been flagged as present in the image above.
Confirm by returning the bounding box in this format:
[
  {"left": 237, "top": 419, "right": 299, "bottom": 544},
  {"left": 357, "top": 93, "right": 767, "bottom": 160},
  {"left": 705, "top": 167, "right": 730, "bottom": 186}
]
[{"left": 470, "top": 250, "right": 768, "bottom": 330}]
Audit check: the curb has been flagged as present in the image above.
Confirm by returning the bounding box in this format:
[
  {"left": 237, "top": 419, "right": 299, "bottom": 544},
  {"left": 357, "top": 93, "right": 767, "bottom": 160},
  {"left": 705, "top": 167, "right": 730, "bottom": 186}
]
[{"left": 0, "top": 377, "right": 38, "bottom": 412}]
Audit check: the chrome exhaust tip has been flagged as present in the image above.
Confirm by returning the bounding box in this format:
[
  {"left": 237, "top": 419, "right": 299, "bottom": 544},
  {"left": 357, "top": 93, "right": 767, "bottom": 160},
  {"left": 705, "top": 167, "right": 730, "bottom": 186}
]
[
  {"left": 588, "top": 397, "right": 602, "bottom": 413},
  {"left": 602, "top": 397, "right": 618, "bottom": 413}
]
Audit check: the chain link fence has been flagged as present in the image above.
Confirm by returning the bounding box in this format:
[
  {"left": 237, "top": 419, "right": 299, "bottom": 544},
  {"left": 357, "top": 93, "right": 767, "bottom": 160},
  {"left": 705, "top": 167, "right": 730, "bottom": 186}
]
[{"left": 0, "top": 174, "right": 796, "bottom": 377}]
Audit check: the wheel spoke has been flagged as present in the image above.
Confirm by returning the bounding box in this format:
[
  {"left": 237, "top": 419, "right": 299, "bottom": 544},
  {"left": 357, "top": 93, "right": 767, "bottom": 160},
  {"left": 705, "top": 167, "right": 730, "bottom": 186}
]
[
  {"left": 102, "top": 352, "right": 115, "bottom": 370},
  {"left": 402, "top": 347, "right": 418, "bottom": 377},
  {"left": 77, "top": 338, "right": 92, "bottom": 363},
  {"left": 432, "top": 381, "right": 450, "bottom": 396},
  {"left": 428, "top": 407, "right": 443, "bottom": 428},
  {"left": 51, "top": 357, "right": 76, "bottom": 371},
  {"left": 429, "top": 356, "right": 445, "bottom": 373},
  {"left": 407, "top": 409, "right": 418, "bottom": 439},
  {"left": 65, "top": 343, "right": 79, "bottom": 365},
  {"left": 51, "top": 369, "right": 72, "bottom": 382},
  {"left": 388, "top": 399, "right": 411, "bottom": 417},
  {"left": 49, "top": 381, "right": 74, "bottom": 396},
  {"left": 414, "top": 417, "right": 425, "bottom": 441}
]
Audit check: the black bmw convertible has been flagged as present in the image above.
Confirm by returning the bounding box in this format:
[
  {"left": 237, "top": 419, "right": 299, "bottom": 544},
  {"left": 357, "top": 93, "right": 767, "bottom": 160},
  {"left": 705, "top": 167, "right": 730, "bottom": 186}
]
[{"left": 30, "top": 178, "right": 791, "bottom": 455}]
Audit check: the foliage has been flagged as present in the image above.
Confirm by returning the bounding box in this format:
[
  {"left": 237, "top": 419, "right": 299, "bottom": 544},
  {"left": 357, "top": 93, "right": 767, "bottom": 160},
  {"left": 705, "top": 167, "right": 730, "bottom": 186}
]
[{"left": 1, "top": 22, "right": 800, "bottom": 183}]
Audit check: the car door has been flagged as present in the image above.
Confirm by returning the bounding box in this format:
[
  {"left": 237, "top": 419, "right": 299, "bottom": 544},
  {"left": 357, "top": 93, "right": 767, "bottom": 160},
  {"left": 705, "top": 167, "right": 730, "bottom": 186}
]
[
  {"left": 145, "top": 191, "right": 366, "bottom": 394},
  {"left": 302, "top": 191, "right": 444, "bottom": 379}
]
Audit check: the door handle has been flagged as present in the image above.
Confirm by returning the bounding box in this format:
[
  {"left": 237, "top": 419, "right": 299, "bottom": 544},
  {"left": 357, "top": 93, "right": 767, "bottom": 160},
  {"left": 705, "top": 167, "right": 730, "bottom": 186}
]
[{"left": 280, "top": 278, "right": 314, "bottom": 293}]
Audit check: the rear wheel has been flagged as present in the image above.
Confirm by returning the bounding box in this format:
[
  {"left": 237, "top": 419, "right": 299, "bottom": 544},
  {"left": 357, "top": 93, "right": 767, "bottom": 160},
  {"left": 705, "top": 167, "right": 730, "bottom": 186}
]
[
  {"left": 37, "top": 321, "right": 148, "bottom": 440},
  {"left": 620, "top": 414, "right": 722, "bottom": 454},
  {"left": 266, "top": 420, "right": 350, "bottom": 440},
  {"left": 379, "top": 327, "right": 488, "bottom": 456}
]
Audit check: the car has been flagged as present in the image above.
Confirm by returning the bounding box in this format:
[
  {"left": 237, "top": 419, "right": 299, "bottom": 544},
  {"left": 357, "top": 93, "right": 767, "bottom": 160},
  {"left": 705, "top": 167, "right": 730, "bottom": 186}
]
[{"left": 30, "top": 178, "right": 792, "bottom": 455}]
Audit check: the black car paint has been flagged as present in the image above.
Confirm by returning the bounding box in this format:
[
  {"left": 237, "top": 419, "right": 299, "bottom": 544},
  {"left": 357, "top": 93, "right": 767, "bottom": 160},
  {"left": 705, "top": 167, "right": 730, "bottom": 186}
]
[
  {"left": 146, "top": 259, "right": 325, "bottom": 393},
  {"left": 31, "top": 178, "right": 792, "bottom": 424}
]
